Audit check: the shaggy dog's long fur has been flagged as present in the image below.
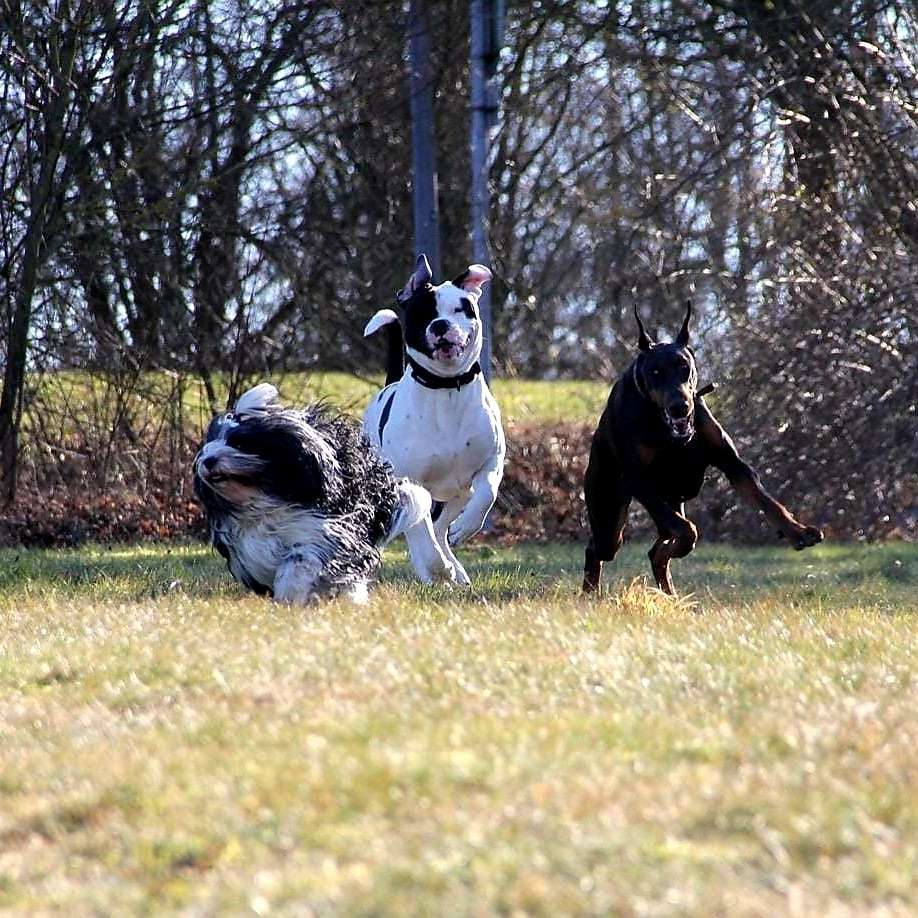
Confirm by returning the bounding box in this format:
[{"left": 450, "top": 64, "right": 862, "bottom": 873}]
[{"left": 193, "top": 384, "right": 440, "bottom": 603}]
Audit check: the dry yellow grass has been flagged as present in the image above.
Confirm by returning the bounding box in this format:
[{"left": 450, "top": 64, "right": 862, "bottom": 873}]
[{"left": 0, "top": 541, "right": 916, "bottom": 914}]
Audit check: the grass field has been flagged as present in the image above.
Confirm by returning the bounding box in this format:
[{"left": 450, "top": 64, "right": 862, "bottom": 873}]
[
  {"left": 1, "top": 540, "right": 916, "bottom": 915},
  {"left": 32, "top": 370, "right": 611, "bottom": 432},
  {"left": 287, "top": 372, "right": 611, "bottom": 426}
]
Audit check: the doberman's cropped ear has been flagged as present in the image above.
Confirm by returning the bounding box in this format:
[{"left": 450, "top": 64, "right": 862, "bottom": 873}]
[
  {"left": 634, "top": 304, "right": 654, "bottom": 352},
  {"left": 676, "top": 300, "right": 692, "bottom": 347},
  {"left": 397, "top": 253, "right": 433, "bottom": 303}
]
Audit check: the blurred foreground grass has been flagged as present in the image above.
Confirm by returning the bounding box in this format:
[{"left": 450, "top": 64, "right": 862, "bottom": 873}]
[{"left": 0, "top": 540, "right": 916, "bottom": 914}]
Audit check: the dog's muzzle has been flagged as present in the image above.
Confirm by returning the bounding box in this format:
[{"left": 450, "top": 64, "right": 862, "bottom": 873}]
[
  {"left": 663, "top": 403, "right": 694, "bottom": 441},
  {"left": 196, "top": 454, "right": 229, "bottom": 486},
  {"left": 426, "top": 321, "right": 469, "bottom": 361},
  {"left": 196, "top": 449, "right": 264, "bottom": 487}
]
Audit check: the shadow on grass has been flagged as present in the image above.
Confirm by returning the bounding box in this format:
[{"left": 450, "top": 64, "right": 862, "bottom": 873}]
[
  {"left": 381, "top": 540, "right": 917, "bottom": 606},
  {"left": 0, "top": 543, "right": 235, "bottom": 604},
  {"left": 0, "top": 540, "right": 914, "bottom": 607}
]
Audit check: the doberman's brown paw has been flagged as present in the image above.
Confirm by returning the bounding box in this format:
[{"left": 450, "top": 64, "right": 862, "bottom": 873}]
[{"left": 792, "top": 525, "right": 824, "bottom": 550}]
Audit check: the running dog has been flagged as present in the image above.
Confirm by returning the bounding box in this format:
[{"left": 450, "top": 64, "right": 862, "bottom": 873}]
[
  {"left": 583, "top": 303, "right": 824, "bottom": 595},
  {"left": 363, "top": 254, "right": 505, "bottom": 586}
]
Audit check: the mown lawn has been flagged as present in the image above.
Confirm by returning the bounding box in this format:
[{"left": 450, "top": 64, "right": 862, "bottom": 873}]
[{"left": 0, "top": 540, "right": 916, "bottom": 915}]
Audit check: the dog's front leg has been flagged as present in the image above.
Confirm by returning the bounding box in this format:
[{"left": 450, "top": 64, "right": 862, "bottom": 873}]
[
  {"left": 391, "top": 480, "right": 459, "bottom": 584},
  {"left": 699, "top": 410, "right": 823, "bottom": 550},
  {"left": 433, "top": 497, "right": 472, "bottom": 587},
  {"left": 447, "top": 455, "right": 503, "bottom": 546},
  {"left": 626, "top": 477, "right": 698, "bottom": 595},
  {"left": 274, "top": 548, "right": 325, "bottom": 604},
  {"left": 725, "top": 460, "right": 823, "bottom": 549},
  {"left": 404, "top": 514, "right": 458, "bottom": 584}
]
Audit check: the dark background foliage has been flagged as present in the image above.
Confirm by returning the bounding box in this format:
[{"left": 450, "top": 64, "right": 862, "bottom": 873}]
[{"left": 1, "top": 0, "right": 915, "bottom": 542}]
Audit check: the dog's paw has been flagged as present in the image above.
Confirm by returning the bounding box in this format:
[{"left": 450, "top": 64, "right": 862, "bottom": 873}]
[
  {"left": 792, "top": 525, "right": 824, "bottom": 550},
  {"left": 344, "top": 581, "right": 370, "bottom": 605},
  {"left": 422, "top": 554, "right": 461, "bottom": 585},
  {"left": 441, "top": 559, "right": 460, "bottom": 583}
]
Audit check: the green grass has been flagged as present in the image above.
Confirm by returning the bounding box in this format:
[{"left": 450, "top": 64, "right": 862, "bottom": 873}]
[
  {"left": 1, "top": 541, "right": 916, "bottom": 914},
  {"left": 29, "top": 370, "right": 610, "bottom": 433},
  {"left": 282, "top": 372, "right": 610, "bottom": 427}
]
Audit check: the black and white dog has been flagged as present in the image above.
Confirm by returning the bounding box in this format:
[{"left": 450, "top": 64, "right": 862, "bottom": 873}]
[
  {"left": 363, "top": 254, "right": 506, "bottom": 586},
  {"left": 193, "top": 384, "right": 453, "bottom": 603}
]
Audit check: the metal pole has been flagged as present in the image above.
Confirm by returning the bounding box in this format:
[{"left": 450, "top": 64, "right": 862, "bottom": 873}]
[
  {"left": 470, "top": 0, "right": 503, "bottom": 381},
  {"left": 408, "top": 0, "right": 441, "bottom": 278}
]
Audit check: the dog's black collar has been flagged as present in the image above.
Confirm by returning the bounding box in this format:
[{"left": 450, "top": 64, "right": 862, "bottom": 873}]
[{"left": 407, "top": 355, "right": 482, "bottom": 390}]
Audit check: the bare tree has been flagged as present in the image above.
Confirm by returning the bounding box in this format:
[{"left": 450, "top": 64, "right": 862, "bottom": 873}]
[
  {"left": 0, "top": 0, "right": 98, "bottom": 503},
  {"left": 0, "top": 0, "right": 914, "bottom": 540}
]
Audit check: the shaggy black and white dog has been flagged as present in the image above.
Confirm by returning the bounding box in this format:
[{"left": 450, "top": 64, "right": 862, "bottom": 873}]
[{"left": 193, "top": 384, "right": 453, "bottom": 603}]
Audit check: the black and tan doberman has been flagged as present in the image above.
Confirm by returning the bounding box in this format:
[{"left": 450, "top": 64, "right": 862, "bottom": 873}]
[{"left": 583, "top": 303, "right": 823, "bottom": 595}]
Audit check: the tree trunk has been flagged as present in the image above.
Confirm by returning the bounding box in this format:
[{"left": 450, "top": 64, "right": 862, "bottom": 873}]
[{"left": 0, "top": 2, "right": 81, "bottom": 505}]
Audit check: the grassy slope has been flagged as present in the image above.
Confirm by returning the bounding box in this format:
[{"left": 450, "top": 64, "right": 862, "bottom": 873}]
[
  {"left": 287, "top": 372, "right": 611, "bottom": 426},
  {"left": 32, "top": 370, "right": 611, "bottom": 432},
  {"left": 1, "top": 541, "right": 916, "bottom": 914}
]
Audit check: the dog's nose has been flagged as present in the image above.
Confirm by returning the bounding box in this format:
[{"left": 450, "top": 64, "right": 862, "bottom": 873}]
[
  {"left": 429, "top": 318, "right": 451, "bottom": 337},
  {"left": 668, "top": 401, "right": 691, "bottom": 419},
  {"left": 202, "top": 455, "right": 218, "bottom": 470}
]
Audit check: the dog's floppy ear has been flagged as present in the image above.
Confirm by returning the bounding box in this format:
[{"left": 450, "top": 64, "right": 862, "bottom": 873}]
[
  {"left": 234, "top": 383, "right": 279, "bottom": 419},
  {"left": 397, "top": 253, "right": 433, "bottom": 302},
  {"left": 634, "top": 304, "right": 655, "bottom": 352},
  {"left": 675, "top": 300, "right": 692, "bottom": 347},
  {"left": 364, "top": 308, "right": 400, "bottom": 337},
  {"left": 451, "top": 264, "right": 492, "bottom": 297}
]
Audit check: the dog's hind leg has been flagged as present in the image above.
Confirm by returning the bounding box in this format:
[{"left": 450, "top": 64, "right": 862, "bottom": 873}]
[{"left": 582, "top": 441, "right": 631, "bottom": 594}]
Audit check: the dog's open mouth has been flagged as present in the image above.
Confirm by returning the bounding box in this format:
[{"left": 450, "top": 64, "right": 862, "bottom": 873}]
[
  {"left": 431, "top": 339, "right": 466, "bottom": 361},
  {"left": 664, "top": 413, "right": 694, "bottom": 441}
]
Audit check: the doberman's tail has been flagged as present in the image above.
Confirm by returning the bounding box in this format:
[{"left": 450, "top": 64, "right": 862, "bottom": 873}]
[{"left": 364, "top": 309, "right": 405, "bottom": 385}]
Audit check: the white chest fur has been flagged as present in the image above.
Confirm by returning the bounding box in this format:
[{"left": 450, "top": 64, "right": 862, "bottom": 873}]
[
  {"left": 222, "top": 507, "right": 329, "bottom": 589},
  {"left": 370, "top": 377, "right": 503, "bottom": 502}
]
